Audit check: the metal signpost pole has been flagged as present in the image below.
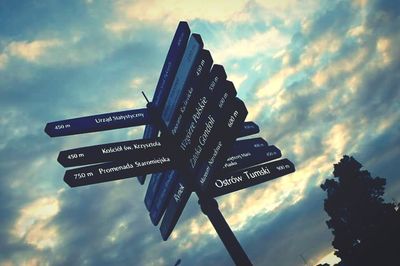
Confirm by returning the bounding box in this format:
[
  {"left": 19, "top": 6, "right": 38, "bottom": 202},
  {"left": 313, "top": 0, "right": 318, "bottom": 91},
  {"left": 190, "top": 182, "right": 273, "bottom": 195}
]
[{"left": 198, "top": 196, "right": 252, "bottom": 266}]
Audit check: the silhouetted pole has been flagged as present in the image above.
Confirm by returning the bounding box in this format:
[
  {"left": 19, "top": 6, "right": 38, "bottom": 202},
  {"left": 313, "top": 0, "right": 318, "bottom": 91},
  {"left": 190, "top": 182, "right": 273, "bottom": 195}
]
[
  {"left": 199, "top": 197, "right": 252, "bottom": 266},
  {"left": 300, "top": 254, "right": 308, "bottom": 266}
]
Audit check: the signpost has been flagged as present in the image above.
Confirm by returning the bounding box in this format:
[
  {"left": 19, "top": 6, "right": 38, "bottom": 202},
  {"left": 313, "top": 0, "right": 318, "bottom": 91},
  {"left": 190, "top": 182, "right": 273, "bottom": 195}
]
[
  {"left": 57, "top": 121, "right": 260, "bottom": 168},
  {"left": 45, "top": 108, "right": 150, "bottom": 137},
  {"left": 45, "top": 21, "right": 296, "bottom": 265}
]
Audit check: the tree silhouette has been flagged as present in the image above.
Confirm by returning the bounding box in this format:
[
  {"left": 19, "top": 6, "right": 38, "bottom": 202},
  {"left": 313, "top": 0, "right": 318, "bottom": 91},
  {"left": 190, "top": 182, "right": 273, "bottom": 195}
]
[{"left": 319, "top": 155, "right": 400, "bottom": 266}]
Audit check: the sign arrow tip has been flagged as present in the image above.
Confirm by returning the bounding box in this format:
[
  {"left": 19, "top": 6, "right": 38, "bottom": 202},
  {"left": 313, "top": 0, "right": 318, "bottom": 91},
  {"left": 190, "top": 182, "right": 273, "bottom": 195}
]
[{"left": 44, "top": 123, "right": 54, "bottom": 137}]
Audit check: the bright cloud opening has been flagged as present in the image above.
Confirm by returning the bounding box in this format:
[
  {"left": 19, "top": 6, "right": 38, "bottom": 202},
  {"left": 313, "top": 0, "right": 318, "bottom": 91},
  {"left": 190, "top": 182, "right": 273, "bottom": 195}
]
[
  {"left": 6, "top": 39, "right": 62, "bottom": 62},
  {"left": 13, "top": 197, "right": 60, "bottom": 250}
]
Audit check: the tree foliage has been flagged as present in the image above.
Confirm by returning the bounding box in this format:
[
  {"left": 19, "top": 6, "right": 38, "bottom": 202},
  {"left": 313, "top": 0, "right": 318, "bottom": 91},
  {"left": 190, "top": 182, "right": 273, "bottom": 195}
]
[{"left": 319, "top": 155, "right": 400, "bottom": 266}]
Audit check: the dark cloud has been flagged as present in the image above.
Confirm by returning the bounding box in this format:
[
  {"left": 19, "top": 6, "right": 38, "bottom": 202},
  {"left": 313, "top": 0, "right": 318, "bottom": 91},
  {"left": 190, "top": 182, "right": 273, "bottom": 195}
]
[
  {"left": 354, "top": 65, "right": 400, "bottom": 117},
  {"left": 0, "top": 0, "right": 111, "bottom": 41},
  {"left": 307, "top": 1, "right": 355, "bottom": 40},
  {"left": 368, "top": 0, "right": 400, "bottom": 33},
  {"left": 49, "top": 182, "right": 156, "bottom": 265},
  {"left": 245, "top": 188, "right": 332, "bottom": 266},
  {"left": 175, "top": 188, "right": 333, "bottom": 266},
  {"left": 355, "top": 123, "right": 400, "bottom": 199},
  {"left": 0, "top": 181, "right": 26, "bottom": 261}
]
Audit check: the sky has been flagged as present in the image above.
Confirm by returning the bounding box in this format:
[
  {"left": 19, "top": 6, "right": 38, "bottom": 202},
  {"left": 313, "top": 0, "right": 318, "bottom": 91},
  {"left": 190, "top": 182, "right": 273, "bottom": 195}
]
[{"left": 0, "top": 0, "right": 399, "bottom": 265}]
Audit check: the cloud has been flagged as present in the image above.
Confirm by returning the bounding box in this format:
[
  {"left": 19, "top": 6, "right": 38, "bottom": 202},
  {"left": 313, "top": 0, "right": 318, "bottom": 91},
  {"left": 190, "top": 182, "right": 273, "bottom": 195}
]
[
  {"left": 115, "top": 0, "right": 248, "bottom": 26},
  {"left": 243, "top": 189, "right": 332, "bottom": 266},
  {"left": 254, "top": 0, "right": 322, "bottom": 24},
  {"left": 316, "top": 250, "right": 341, "bottom": 265},
  {"left": 13, "top": 197, "right": 60, "bottom": 237},
  {"left": 104, "top": 22, "right": 130, "bottom": 33},
  {"left": 12, "top": 196, "right": 60, "bottom": 250},
  {"left": 354, "top": 0, "right": 368, "bottom": 8},
  {"left": 174, "top": 188, "right": 334, "bottom": 266},
  {"left": 324, "top": 124, "right": 351, "bottom": 158},
  {"left": 6, "top": 39, "right": 62, "bottom": 62},
  {"left": 376, "top": 37, "right": 392, "bottom": 66},
  {"left": 212, "top": 27, "right": 290, "bottom": 63},
  {"left": 228, "top": 73, "right": 247, "bottom": 91},
  {"left": 0, "top": 53, "right": 8, "bottom": 70},
  {"left": 312, "top": 47, "right": 369, "bottom": 87},
  {"left": 347, "top": 25, "right": 367, "bottom": 38}
]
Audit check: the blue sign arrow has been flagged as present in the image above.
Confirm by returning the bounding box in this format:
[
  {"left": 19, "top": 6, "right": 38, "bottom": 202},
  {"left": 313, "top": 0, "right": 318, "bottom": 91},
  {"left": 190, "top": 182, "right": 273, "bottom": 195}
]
[{"left": 45, "top": 108, "right": 149, "bottom": 137}]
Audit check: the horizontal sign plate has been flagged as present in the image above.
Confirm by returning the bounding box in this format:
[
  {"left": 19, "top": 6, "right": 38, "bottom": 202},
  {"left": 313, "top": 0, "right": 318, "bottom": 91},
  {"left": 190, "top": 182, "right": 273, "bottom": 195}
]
[
  {"left": 45, "top": 108, "right": 149, "bottom": 137},
  {"left": 64, "top": 156, "right": 174, "bottom": 187},
  {"left": 210, "top": 158, "right": 295, "bottom": 198}
]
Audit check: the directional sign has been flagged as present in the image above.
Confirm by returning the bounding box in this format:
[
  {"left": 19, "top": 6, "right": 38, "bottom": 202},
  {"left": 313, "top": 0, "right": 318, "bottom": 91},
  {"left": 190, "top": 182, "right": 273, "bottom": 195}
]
[
  {"left": 58, "top": 121, "right": 260, "bottom": 169},
  {"left": 169, "top": 49, "right": 213, "bottom": 137},
  {"left": 172, "top": 64, "right": 225, "bottom": 142},
  {"left": 143, "top": 137, "right": 269, "bottom": 213},
  {"left": 148, "top": 92, "right": 248, "bottom": 239},
  {"left": 144, "top": 172, "right": 164, "bottom": 210},
  {"left": 159, "top": 176, "right": 191, "bottom": 240},
  {"left": 162, "top": 34, "right": 204, "bottom": 128},
  {"left": 45, "top": 108, "right": 150, "bottom": 137},
  {"left": 180, "top": 85, "right": 238, "bottom": 174},
  {"left": 210, "top": 158, "right": 295, "bottom": 197},
  {"left": 58, "top": 138, "right": 164, "bottom": 167},
  {"left": 193, "top": 97, "right": 248, "bottom": 191},
  {"left": 179, "top": 82, "right": 238, "bottom": 174},
  {"left": 178, "top": 76, "right": 233, "bottom": 155},
  {"left": 149, "top": 170, "right": 178, "bottom": 225},
  {"left": 238, "top": 121, "right": 259, "bottom": 138},
  {"left": 158, "top": 141, "right": 283, "bottom": 240},
  {"left": 139, "top": 120, "right": 258, "bottom": 184},
  {"left": 139, "top": 22, "right": 191, "bottom": 184},
  {"left": 221, "top": 144, "right": 282, "bottom": 173},
  {"left": 152, "top": 22, "right": 191, "bottom": 110},
  {"left": 145, "top": 137, "right": 276, "bottom": 226},
  {"left": 59, "top": 126, "right": 265, "bottom": 189},
  {"left": 63, "top": 156, "right": 173, "bottom": 187}
]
